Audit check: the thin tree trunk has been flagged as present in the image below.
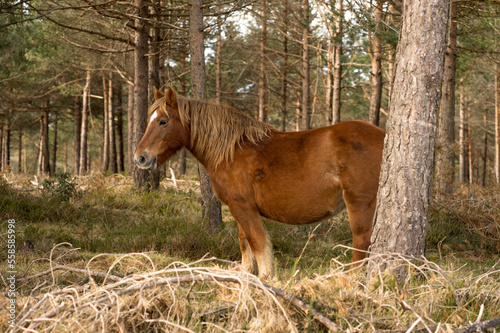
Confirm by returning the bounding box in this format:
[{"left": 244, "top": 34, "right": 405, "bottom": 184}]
[
  {"left": 3, "top": 119, "right": 11, "bottom": 171},
  {"left": 436, "top": 1, "right": 457, "bottom": 194},
  {"left": 109, "top": 73, "right": 118, "bottom": 173},
  {"left": 51, "top": 114, "right": 58, "bottom": 174},
  {"left": 468, "top": 111, "right": 473, "bottom": 185},
  {"left": 216, "top": 18, "right": 222, "bottom": 104},
  {"left": 116, "top": 82, "right": 125, "bottom": 173},
  {"left": 127, "top": 80, "right": 134, "bottom": 174},
  {"left": 190, "top": 0, "right": 222, "bottom": 233},
  {"left": 496, "top": 62, "right": 500, "bottom": 184},
  {"left": 482, "top": 112, "right": 488, "bottom": 186},
  {"left": 258, "top": 0, "right": 267, "bottom": 122},
  {"left": 368, "top": 0, "right": 449, "bottom": 276},
  {"left": 387, "top": 4, "right": 397, "bottom": 110},
  {"left": 18, "top": 129, "right": 22, "bottom": 173},
  {"left": 64, "top": 143, "right": 67, "bottom": 173},
  {"left": 459, "top": 93, "right": 467, "bottom": 184},
  {"left": 300, "top": 0, "right": 310, "bottom": 130},
  {"left": 331, "top": 0, "right": 343, "bottom": 125},
  {"left": 280, "top": 0, "right": 289, "bottom": 131},
  {"left": 368, "top": 0, "right": 383, "bottom": 126},
  {"left": 74, "top": 95, "right": 81, "bottom": 175},
  {"left": 37, "top": 103, "right": 50, "bottom": 176},
  {"left": 325, "top": 42, "right": 333, "bottom": 125},
  {"left": 79, "top": 70, "right": 91, "bottom": 176},
  {"left": 178, "top": 43, "right": 188, "bottom": 176},
  {"left": 103, "top": 74, "right": 110, "bottom": 172}
]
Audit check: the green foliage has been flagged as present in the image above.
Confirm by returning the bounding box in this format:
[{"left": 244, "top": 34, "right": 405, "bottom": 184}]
[{"left": 41, "top": 172, "right": 82, "bottom": 202}]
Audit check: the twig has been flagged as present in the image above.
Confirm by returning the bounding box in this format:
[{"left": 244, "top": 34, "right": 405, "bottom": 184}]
[
  {"left": 454, "top": 317, "right": 500, "bottom": 333},
  {"left": 17, "top": 264, "right": 122, "bottom": 283}
]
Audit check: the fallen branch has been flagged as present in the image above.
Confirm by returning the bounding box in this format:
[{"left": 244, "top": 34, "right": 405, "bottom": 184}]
[
  {"left": 454, "top": 317, "right": 500, "bottom": 333},
  {"left": 17, "top": 264, "right": 122, "bottom": 283}
]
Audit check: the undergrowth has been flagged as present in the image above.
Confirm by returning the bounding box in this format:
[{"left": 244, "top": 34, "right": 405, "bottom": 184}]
[{"left": 0, "top": 173, "right": 499, "bottom": 332}]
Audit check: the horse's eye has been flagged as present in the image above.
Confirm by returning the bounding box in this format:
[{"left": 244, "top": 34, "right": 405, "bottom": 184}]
[{"left": 159, "top": 119, "right": 168, "bottom": 127}]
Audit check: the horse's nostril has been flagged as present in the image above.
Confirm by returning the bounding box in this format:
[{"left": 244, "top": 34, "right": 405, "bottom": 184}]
[{"left": 138, "top": 155, "right": 146, "bottom": 165}]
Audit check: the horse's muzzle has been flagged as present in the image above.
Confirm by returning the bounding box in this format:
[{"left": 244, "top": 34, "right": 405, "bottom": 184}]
[{"left": 134, "top": 153, "right": 157, "bottom": 170}]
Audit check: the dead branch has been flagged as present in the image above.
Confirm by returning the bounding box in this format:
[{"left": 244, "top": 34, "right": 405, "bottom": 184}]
[{"left": 454, "top": 317, "right": 500, "bottom": 333}]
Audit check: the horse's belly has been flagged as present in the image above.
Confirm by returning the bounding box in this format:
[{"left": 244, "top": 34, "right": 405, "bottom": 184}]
[{"left": 254, "top": 183, "right": 345, "bottom": 225}]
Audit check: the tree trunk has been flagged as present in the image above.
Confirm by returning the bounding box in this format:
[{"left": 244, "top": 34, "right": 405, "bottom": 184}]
[
  {"left": 102, "top": 74, "right": 110, "bottom": 172},
  {"left": 496, "top": 62, "right": 500, "bottom": 184},
  {"left": 127, "top": 80, "right": 134, "bottom": 174},
  {"left": 459, "top": 93, "right": 467, "bottom": 184},
  {"left": 258, "top": 0, "right": 267, "bottom": 122},
  {"left": 79, "top": 70, "right": 91, "bottom": 176},
  {"left": 331, "top": 0, "right": 343, "bottom": 125},
  {"left": 300, "top": 0, "right": 310, "bottom": 130},
  {"left": 109, "top": 73, "right": 118, "bottom": 173},
  {"left": 190, "top": 0, "right": 222, "bottom": 233},
  {"left": 280, "top": 0, "right": 289, "bottom": 131},
  {"left": 133, "top": 0, "right": 160, "bottom": 190},
  {"left": 178, "top": 42, "right": 187, "bottom": 176},
  {"left": 116, "top": 82, "right": 125, "bottom": 173},
  {"left": 51, "top": 114, "right": 58, "bottom": 174},
  {"left": 2, "top": 118, "right": 11, "bottom": 171},
  {"left": 468, "top": 110, "right": 473, "bottom": 185},
  {"left": 18, "top": 129, "right": 22, "bottom": 173},
  {"left": 368, "top": 0, "right": 383, "bottom": 126},
  {"left": 387, "top": 4, "right": 397, "bottom": 109},
  {"left": 368, "top": 0, "right": 449, "bottom": 276},
  {"left": 216, "top": 17, "right": 222, "bottom": 104},
  {"left": 37, "top": 103, "right": 50, "bottom": 176},
  {"left": 436, "top": 1, "right": 457, "bottom": 194},
  {"left": 74, "top": 95, "right": 81, "bottom": 175},
  {"left": 482, "top": 113, "right": 488, "bottom": 186}
]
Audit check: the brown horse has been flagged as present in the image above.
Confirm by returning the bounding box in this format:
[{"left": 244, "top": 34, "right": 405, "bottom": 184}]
[{"left": 135, "top": 87, "right": 385, "bottom": 278}]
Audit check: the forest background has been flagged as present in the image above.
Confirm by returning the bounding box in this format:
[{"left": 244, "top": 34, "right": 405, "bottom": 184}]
[{"left": 1, "top": 0, "right": 499, "bottom": 186}]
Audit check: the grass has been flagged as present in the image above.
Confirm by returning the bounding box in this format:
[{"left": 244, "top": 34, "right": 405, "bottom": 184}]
[{"left": 0, "top": 173, "right": 499, "bottom": 332}]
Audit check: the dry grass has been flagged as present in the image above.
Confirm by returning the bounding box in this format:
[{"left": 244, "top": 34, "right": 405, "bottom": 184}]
[{"left": 2, "top": 244, "right": 499, "bottom": 333}]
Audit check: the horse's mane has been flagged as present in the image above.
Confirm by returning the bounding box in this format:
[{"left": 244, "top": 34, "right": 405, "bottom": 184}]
[{"left": 150, "top": 95, "right": 272, "bottom": 168}]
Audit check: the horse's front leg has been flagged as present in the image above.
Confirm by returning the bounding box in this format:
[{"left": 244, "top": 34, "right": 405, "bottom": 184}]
[{"left": 229, "top": 202, "right": 274, "bottom": 279}]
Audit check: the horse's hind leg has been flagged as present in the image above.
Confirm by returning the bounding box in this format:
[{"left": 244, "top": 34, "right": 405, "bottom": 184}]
[
  {"left": 343, "top": 192, "right": 376, "bottom": 267},
  {"left": 229, "top": 202, "right": 274, "bottom": 279}
]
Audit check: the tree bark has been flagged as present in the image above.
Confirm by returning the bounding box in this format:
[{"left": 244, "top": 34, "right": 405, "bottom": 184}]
[
  {"left": 37, "top": 102, "right": 50, "bottom": 176},
  {"left": 133, "top": 0, "right": 160, "bottom": 190},
  {"left": 280, "top": 0, "right": 289, "bottom": 131},
  {"left": 74, "top": 95, "right": 81, "bottom": 175},
  {"left": 178, "top": 43, "right": 188, "bottom": 176},
  {"left": 18, "top": 129, "right": 22, "bottom": 173},
  {"left": 79, "top": 70, "right": 91, "bottom": 176},
  {"left": 190, "top": 0, "right": 222, "bottom": 233},
  {"left": 496, "top": 62, "right": 500, "bottom": 184},
  {"left": 482, "top": 112, "right": 488, "bottom": 186},
  {"left": 368, "top": 0, "right": 384, "bottom": 126},
  {"left": 116, "top": 82, "right": 125, "bottom": 173},
  {"left": 2, "top": 117, "right": 11, "bottom": 171},
  {"left": 51, "top": 114, "right": 58, "bottom": 174},
  {"left": 436, "top": 1, "right": 457, "bottom": 194},
  {"left": 258, "top": 0, "right": 267, "bottom": 122},
  {"left": 331, "top": 0, "right": 343, "bottom": 125},
  {"left": 368, "top": 0, "right": 449, "bottom": 275},
  {"left": 459, "top": 93, "right": 468, "bottom": 184},
  {"left": 102, "top": 74, "right": 110, "bottom": 172},
  {"left": 216, "top": 17, "right": 222, "bottom": 104},
  {"left": 127, "top": 80, "right": 134, "bottom": 174},
  {"left": 109, "top": 73, "right": 118, "bottom": 174},
  {"left": 300, "top": 0, "right": 310, "bottom": 130}
]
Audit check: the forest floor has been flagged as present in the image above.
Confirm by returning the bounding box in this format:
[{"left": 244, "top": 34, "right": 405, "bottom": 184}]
[{"left": 0, "top": 172, "right": 499, "bottom": 332}]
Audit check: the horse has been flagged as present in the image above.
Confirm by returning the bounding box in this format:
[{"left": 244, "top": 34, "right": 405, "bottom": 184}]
[{"left": 134, "top": 87, "right": 386, "bottom": 279}]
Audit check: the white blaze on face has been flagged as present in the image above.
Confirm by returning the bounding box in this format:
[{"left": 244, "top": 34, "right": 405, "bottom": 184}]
[{"left": 149, "top": 110, "right": 158, "bottom": 125}]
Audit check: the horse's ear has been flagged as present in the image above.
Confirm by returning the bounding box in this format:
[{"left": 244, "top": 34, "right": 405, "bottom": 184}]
[
  {"left": 164, "top": 87, "right": 178, "bottom": 106},
  {"left": 154, "top": 87, "right": 164, "bottom": 101}
]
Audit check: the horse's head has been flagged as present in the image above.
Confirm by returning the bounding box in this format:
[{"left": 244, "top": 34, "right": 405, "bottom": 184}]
[{"left": 134, "top": 87, "right": 189, "bottom": 170}]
